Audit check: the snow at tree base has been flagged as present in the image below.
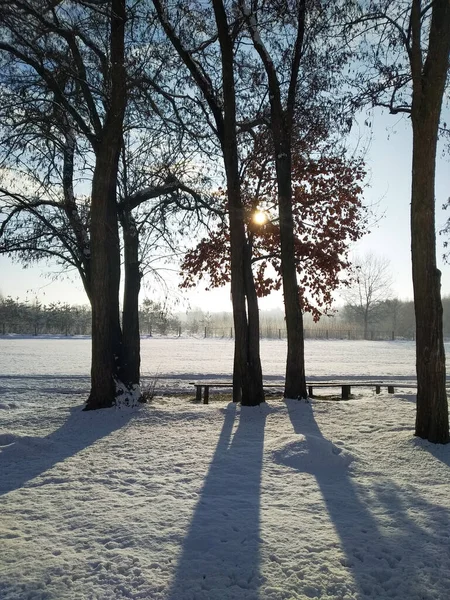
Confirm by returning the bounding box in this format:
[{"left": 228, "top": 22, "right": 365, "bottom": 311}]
[{"left": 1, "top": 338, "right": 450, "bottom": 599}]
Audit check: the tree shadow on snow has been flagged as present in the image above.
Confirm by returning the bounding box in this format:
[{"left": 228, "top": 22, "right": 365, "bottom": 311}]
[
  {"left": 0, "top": 404, "right": 134, "bottom": 496},
  {"left": 166, "top": 402, "right": 267, "bottom": 600},
  {"left": 284, "top": 399, "right": 450, "bottom": 599}
]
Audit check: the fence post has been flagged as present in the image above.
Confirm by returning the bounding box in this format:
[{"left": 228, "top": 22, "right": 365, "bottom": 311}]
[
  {"left": 230, "top": 327, "right": 233, "bottom": 339},
  {"left": 391, "top": 330, "right": 395, "bottom": 341},
  {"left": 326, "top": 329, "right": 329, "bottom": 340},
  {"left": 204, "top": 326, "right": 207, "bottom": 338},
  {"left": 279, "top": 329, "right": 281, "bottom": 340}
]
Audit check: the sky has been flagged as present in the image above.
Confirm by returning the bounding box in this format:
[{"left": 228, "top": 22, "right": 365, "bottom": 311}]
[{"left": 1, "top": 109, "right": 449, "bottom": 313}]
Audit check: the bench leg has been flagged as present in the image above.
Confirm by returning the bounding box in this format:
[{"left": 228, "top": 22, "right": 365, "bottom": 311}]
[
  {"left": 308, "top": 385, "right": 313, "bottom": 398},
  {"left": 375, "top": 385, "right": 381, "bottom": 394},
  {"left": 342, "top": 385, "right": 351, "bottom": 400},
  {"left": 195, "top": 386, "right": 202, "bottom": 402},
  {"left": 203, "top": 386, "right": 209, "bottom": 404},
  {"left": 387, "top": 385, "right": 394, "bottom": 394}
]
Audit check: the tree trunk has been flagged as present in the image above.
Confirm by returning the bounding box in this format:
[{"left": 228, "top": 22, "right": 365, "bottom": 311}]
[
  {"left": 61, "top": 126, "right": 92, "bottom": 303},
  {"left": 85, "top": 137, "right": 125, "bottom": 410},
  {"left": 85, "top": 0, "right": 128, "bottom": 410},
  {"left": 240, "top": 0, "right": 307, "bottom": 400},
  {"left": 213, "top": 0, "right": 264, "bottom": 406},
  {"left": 275, "top": 143, "right": 307, "bottom": 400},
  {"left": 121, "top": 209, "right": 141, "bottom": 388},
  {"left": 243, "top": 240, "right": 265, "bottom": 402},
  {"left": 227, "top": 182, "right": 265, "bottom": 406},
  {"left": 411, "top": 116, "right": 448, "bottom": 442},
  {"left": 410, "top": 0, "right": 449, "bottom": 443}
]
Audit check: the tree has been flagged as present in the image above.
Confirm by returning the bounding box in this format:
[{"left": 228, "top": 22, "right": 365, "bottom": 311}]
[
  {"left": 0, "top": 0, "right": 135, "bottom": 408},
  {"left": 181, "top": 142, "right": 367, "bottom": 321},
  {"left": 152, "top": 0, "right": 265, "bottom": 405},
  {"left": 343, "top": 253, "right": 393, "bottom": 339},
  {"left": 238, "top": 0, "right": 308, "bottom": 399},
  {"left": 237, "top": 0, "right": 357, "bottom": 399},
  {"left": 347, "top": 0, "right": 450, "bottom": 443},
  {"left": 0, "top": 0, "right": 218, "bottom": 406},
  {"left": 140, "top": 298, "right": 180, "bottom": 335}
]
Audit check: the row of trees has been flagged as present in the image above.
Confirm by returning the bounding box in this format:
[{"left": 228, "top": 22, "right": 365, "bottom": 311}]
[
  {"left": 0, "top": 297, "right": 178, "bottom": 336},
  {"left": 0, "top": 297, "right": 91, "bottom": 335},
  {"left": 0, "top": 1, "right": 448, "bottom": 441},
  {"left": 6, "top": 293, "right": 450, "bottom": 341}
]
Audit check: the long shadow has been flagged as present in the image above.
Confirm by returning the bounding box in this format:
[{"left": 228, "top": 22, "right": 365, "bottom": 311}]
[
  {"left": 166, "top": 403, "right": 267, "bottom": 600},
  {"left": 284, "top": 399, "right": 450, "bottom": 599},
  {"left": 0, "top": 405, "right": 134, "bottom": 496}
]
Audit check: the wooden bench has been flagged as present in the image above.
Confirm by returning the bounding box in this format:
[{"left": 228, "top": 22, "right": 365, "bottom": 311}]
[
  {"left": 307, "top": 382, "right": 395, "bottom": 400},
  {"left": 190, "top": 381, "right": 396, "bottom": 404}
]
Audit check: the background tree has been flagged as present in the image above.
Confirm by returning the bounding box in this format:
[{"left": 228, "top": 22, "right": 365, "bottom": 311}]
[
  {"left": 342, "top": 253, "right": 393, "bottom": 339},
  {"left": 140, "top": 298, "right": 181, "bottom": 336}
]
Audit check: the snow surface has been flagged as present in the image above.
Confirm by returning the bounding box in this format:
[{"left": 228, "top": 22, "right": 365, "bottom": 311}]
[{"left": 1, "top": 339, "right": 450, "bottom": 599}]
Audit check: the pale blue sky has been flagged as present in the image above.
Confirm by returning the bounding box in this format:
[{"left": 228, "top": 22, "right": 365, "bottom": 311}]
[{"left": 1, "top": 109, "right": 449, "bottom": 312}]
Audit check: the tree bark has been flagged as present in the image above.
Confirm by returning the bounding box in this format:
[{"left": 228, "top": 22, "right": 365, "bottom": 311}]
[
  {"left": 241, "top": 0, "right": 308, "bottom": 400},
  {"left": 213, "top": 0, "right": 264, "bottom": 406},
  {"left": 411, "top": 115, "right": 448, "bottom": 442},
  {"left": 85, "top": 0, "right": 128, "bottom": 410},
  {"left": 410, "top": 0, "right": 449, "bottom": 443},
  {"left": 85, "top": 134, "right": 125, "bottom": 410},
  {"left": 274, "top": 142, "right": 307, "bottom": 399},
  {"left": 121, "top": 209, "right": 141, "bottom": 387}
]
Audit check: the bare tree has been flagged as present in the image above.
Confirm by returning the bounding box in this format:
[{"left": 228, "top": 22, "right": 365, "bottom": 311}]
[
  {"left": 152, "top": 0, "right": 265, "bottom": 405},
  {"left": 343, "top": 253, "right": 393, "bottom": 339}
]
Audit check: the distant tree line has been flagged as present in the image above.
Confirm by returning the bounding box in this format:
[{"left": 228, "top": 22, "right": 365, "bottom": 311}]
[
  {"left": 0, "top": 297, "right": 91, "bottom": 336},
  {"left": 5, "top": 296, "right": 450, "bottom": 341}
]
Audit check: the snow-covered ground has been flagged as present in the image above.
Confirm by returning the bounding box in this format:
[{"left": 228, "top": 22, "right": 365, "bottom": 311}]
[
  {"left": 1, "top": 339, "right": 450, "bottom": 599},
  {"left": 0, "top": 337, "right": 425, "bottom": 405}
]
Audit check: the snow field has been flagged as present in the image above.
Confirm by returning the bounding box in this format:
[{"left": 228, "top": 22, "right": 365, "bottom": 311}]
[{"left": 1, "top": 390, "right": 450, "bottom": 599}]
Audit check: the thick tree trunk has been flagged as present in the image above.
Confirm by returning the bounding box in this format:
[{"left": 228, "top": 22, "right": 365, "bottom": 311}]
[
  {"left": 275, "top": 144, "right": 307, "bottom": 400},
  {"left": 85, "top": 0, "right": 128, "bottom": 410},
  {"left": 410, "top": 0, "right": 449, "bottom": 443},
  {"left": 85, "top": 138, "right": 124, "bottom": 410},
  {"left": 121, "top": 210, "right": 141, "bottom": 388},
  {"left": 411, "top": 118, "right": 448, "bottom": 442}
]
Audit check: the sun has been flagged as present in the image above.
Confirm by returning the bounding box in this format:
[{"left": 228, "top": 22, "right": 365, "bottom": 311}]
[{"left": 253, "top": 210, "right": 268, "bottom": 226}]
